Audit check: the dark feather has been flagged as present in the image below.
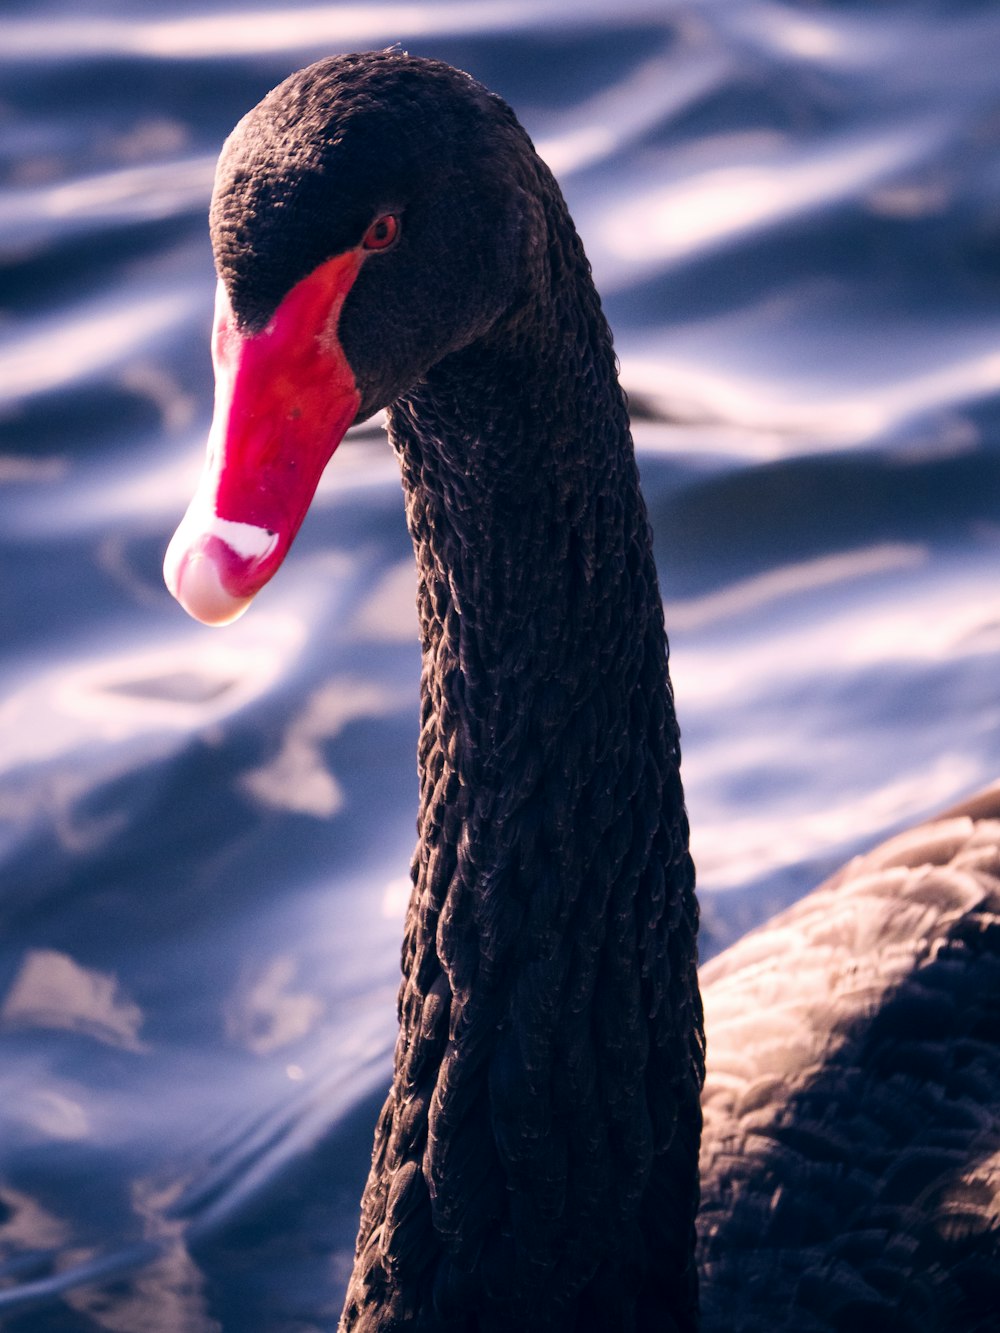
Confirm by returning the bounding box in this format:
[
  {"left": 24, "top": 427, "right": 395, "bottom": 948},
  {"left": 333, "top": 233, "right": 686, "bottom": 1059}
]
[{"left": 700, "top": 785, "right": 1000, "bottom": 1332}]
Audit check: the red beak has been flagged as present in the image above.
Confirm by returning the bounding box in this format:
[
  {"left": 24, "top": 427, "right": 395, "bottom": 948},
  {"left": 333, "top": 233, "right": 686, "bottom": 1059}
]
[{"left": 164, "top": 250, "right": 364, "bottom": 625}]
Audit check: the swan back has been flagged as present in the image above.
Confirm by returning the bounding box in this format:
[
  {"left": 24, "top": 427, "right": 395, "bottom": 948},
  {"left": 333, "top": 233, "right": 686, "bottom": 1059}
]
[{"left": 699, "top": 784, "right": 1000, "bottom": 1331}]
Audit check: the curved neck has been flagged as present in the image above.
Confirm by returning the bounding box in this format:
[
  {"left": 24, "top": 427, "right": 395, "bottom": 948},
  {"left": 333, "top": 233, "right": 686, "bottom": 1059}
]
[{"left": 341, "top": 186, "right": 704, "bottom": 1333}]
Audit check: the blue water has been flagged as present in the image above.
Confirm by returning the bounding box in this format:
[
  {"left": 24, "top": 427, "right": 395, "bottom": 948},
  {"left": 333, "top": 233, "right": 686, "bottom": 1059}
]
[{"left": 2, "top": 2, "right": 999, "bottom": 1327}]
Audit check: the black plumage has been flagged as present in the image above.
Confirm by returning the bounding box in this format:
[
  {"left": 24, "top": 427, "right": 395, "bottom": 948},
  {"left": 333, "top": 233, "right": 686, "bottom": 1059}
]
[
  {"left": 699, "top": 787, "right": 1000, "bottom": 1332},
  {"left": 202, "top": 51, "right": 1000, "bottom": 1333}
]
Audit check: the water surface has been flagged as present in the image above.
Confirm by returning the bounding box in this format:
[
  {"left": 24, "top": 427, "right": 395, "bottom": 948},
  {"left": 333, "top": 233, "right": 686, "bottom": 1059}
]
[{"left": 2, "top": 2, "right": 999, "bottom": 1327}]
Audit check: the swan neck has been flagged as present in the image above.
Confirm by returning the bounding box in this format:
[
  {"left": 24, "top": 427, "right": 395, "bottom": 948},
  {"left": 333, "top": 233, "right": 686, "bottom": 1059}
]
[{"left": 344, "top": 182, "right": 704, "bottom": 1333}]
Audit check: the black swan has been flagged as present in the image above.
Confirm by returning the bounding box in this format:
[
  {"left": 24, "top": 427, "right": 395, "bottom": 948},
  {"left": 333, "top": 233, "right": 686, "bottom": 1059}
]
[{"left": 163, "top": 52, "right": 1000, "bottom": 1332}]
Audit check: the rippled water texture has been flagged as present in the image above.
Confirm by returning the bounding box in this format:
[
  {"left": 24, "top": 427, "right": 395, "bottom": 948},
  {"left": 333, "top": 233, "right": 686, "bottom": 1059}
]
[{"left": 2, "top": 2, "right": 999, "bottom": 1327}]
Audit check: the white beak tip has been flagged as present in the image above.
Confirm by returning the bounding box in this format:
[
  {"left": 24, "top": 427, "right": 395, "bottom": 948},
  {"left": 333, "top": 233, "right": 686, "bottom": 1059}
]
[{"left": 165, "top": 549, "right": 253, "bottom": 627}]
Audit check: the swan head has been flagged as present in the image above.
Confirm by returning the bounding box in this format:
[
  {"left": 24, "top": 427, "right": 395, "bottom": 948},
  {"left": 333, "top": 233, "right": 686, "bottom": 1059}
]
[{"left": 165, "top": 51, "right": 536, "bottom": 625}]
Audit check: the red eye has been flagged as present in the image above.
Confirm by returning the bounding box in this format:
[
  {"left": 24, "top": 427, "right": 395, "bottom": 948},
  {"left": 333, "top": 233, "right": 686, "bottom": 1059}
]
[{"left": 362, "top": 214, "right": 400, "bottom": 251}]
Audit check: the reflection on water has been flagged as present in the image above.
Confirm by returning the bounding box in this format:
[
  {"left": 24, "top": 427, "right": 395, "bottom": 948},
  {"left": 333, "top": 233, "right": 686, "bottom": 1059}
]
[
  {"left": 0, "top": 291, "right": 198, "bottom": 402},
  {"left": 3, "top": 1, "right": 669, "bottom": 62},
  {"left": 2, "top": 949, "right": 147, "bottom": 1053},
  {"left": 602, "top": 119, "right": 946, "bottom": 270},
  {"left": 240, "top": 677, "right": 406, "bottom": 817},
  {"left": 224, "top": 954, "right": 325, "bottom": 1056},
  {"left": 664, "top": 540, "right": 926, "bottom": 631},
  {"left": 1, "top": 0, "right": 999, "bottom": 1326}
]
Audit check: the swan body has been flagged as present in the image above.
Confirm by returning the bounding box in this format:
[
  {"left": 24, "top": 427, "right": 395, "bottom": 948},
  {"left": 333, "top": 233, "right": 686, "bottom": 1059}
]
[
  {"left": 163, "top": 51, "right": 1000, "bottom": 1332},
  {"left": 699, "top": 784, "right": 1000, "bottom": 1331}
]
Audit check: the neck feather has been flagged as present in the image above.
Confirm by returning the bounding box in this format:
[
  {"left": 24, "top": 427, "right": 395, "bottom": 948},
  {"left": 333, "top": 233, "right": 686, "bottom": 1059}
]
[{"left": 341, "top": 180, "right": 704, "bottom": 1333}]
